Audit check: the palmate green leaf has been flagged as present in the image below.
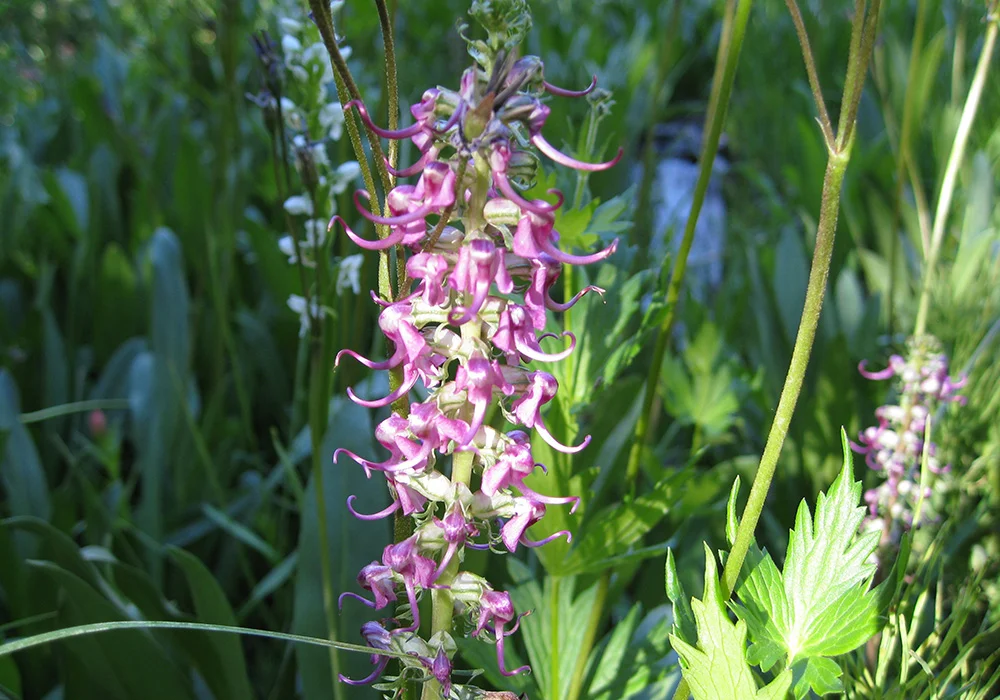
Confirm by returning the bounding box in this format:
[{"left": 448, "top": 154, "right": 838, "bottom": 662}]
[
  {"left": 731, "top": 430, "right": 883, "bottom": 696},
  {"left": 669, "top": 545, "right": 792, "bottom": 700}
]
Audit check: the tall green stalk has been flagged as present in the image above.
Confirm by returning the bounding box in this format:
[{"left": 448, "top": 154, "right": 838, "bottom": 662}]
[
  {"left": 718, "top": 0, "right": 882, "bottom": 597},
  {"left": 624, "top": 0, "right": 753, "bottom": 494}
]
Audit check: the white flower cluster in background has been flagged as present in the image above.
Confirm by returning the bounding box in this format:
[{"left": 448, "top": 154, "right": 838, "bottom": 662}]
[{"left": 276, "top": 0, "right": 363, "bottom": 281}]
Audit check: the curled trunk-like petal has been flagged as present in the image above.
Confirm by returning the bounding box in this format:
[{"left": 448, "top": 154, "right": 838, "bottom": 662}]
[
  {"left": 347, "top": 372, "right": 418, "bottom": 408},
  {"left": 346, "top": 100, "right": 424, "bottom": 140},
  {"left": 338, "top": 591, "right": 376, "bottom": 610},
  {"left": 336, "top": 346, "right": 404, "bottom": 371},
  {"left": 534, "top": 415, "right": 591, "bottom": 454},
  {"left": 339, "top": 658, "right": 390, "bottom": 686},
  {"left": 546, "top": 286, "right": 604, "bottom": 312},
  {"left": 355, "top": 190, "right": 435, "bottom": 227},
  {"left": 331, "top": 214, "right": 406, "bottom": 251},
  {"left": 519, "top": 530, "right": 572, "bottom": 548},
  {"left": 858, "top": 360, "right": 896, "bottom": 381},
  {"left": 493, "top": 169, "right": 563, "bottom": 214},
  {"left": 532, "top": 133, "right": 623, "bottom": 172},
  {"left": 543, "top": 75, "right": 598, "bottom": 97},
  {"left": 347, "top": 495, "right": 402, "bottom": 521}
]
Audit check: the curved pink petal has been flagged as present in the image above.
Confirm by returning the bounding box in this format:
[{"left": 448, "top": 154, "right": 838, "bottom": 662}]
[
  {"left": 543, "top": 75, "right": 598, "bottom": 97},
  {"left": 518, "top": 485, "right": 581, "bottom": 513},
  {"left": 347, "top": 372, "right": 418, "bottom": 408},
  {"left": 331, "top": 214, "right": 405, "bottom": 251},
  {"left": 517, "top": 331, "right": 576, "bottom": 363},
  {"left": 858, "top": 360, "right": 895, "bottom": 381},
  {"left": 532, "top": 133, "right": 623, "bottom": 172},
  {"left": 546, "top": 285, "right": 605, "bottom": 312},
  {"left": 520, "top": 530, "right": 572, "bottom": 547},
  {"left": 354, "top": 190, "right": 434, "bottom": 226},
  {"left": 336, "top": 346, "right": 405, "bottom": 371},
  {"left": 534, "top": 416, "right": 591, "bottom": 454},
  {"left": 346, "top": 100, "right": 423, "bottom": 139},
  {"left": 338, "top": 591, "right": 376, "bottom": 609},
  {"left": 494, "top": 170, "right": 562, "bottom": 214},
  {"left": 385, "top": 152, "right": 431, "bottom": 178},
  {"left": 338, "top": 658, "right": 390, "bottom": 686},
  {"left": 347, "top": 495, "right": 401, "bottom": 521},
  {"left": 540, "top": 235, "right": 618, "bottom": 266}
]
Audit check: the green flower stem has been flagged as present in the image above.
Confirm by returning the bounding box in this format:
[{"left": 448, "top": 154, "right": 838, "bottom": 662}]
[
  {"left": 914, "top": 10, "right": 998, "bottom": 337},
  {"left": 374, "top": 0, "right": 406, "bottom": 290},
  {"left": 624, "top": 0, "right": 753, "bottom": 494},
  {"left": 719, "top": 0, "right": 882, "bottom": 602}
]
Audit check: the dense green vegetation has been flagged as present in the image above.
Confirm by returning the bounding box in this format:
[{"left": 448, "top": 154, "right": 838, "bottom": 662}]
[{"left": 1, "top": 0, "right": 998, "bottom": 698}]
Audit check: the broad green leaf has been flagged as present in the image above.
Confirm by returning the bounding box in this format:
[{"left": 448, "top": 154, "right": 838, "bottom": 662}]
[
  {"left": 30, "top": 561, "right": 197, "bottom": 700},
  {"left": 0, "top": 374, "right": 52, "bottom": 539},
  {"left": 508, "top": 559, "right": 599, "bottom": 700},
  {"left": 169, "top": 547, "right": 253, "bottom": 700},
  {"left": 0, "top": 654, "right": 21, "bottom": 697},
  {"left": 560, "top": 474, "right": 683, "bottom": 575},
  {"left": 669, "top": 545, "right": 792, "bottom": 700},
  {"left": 292, "top": 393, "right": 390, "bottom": 700},
  {"left": 585, "top": 603, "right": 643, "bottom": 698}
]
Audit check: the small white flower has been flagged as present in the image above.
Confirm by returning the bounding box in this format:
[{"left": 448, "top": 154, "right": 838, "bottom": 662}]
[
  {"left": 319, "top": 102, "right": 345, "bottom": 140},
  {"left": 280, "top": 98, "right": 304, "bottom": 130},
  {"left": 337, "top": 254, "right": 364, "bottom": 295},
  {"left": 284, "top": 195, "right": 313, "bottom": 216},
  {"left": 330, "top": 0, "right": 345, "bottom": 12},
  {"left": 288, "top": 63, "right": 309, "bottom": 84},
  {"left": 278, "top": 17, "right": 303, "bottom": 33},
  {"left": 281, "top": 34, "right": 302, "bottom": 56},
  {"left": 278, "top": 235, "right": 297, "bottom": 263},
  {"left": 304, "top": 219, "right": 327, "bottom": 245},
  {"left": 339, "top": 45, "right": 353, "bottom": 62},
  {"left": 302, "top": 42, "right": 327, "bottom": 65},
  {"left": 287, "top": 294, "right": 319, "bottom": 337},
  {"left": 310, "top": 141, "right": 329, "bottom": 168},
  {"left": 330, "top": 160, "right": 361, "bottom": 195}
]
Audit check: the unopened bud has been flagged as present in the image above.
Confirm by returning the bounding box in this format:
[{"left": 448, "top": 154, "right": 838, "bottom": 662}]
[{"left": 88, "top": 410, "right": 108, "bottom": 438}]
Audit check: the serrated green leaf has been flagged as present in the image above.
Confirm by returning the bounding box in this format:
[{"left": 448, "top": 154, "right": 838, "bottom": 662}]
[
  {"left": 725, "top": 477, "right": 741, "bottom": 547},
  {"left": 668, "top": 544, "right": 760, "bottom": 700},
  {"left": 731, "top": 430, "right": 883, "bottom": 696},
  {"left": 781, "top": 431, "right": 879, "bottom": 661},
  {"left": 665, "top": 548, "right": 696, "bottom": 646},
  {"left": 791, "top": 656, "right": 843, "bottom": 699}
]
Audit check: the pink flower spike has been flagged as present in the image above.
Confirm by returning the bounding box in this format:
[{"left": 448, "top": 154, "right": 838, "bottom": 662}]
[
  {"left": 330, "top": 214, "right": 407, "bottom": 251},
  {"left": 532, "top": 133, "right": 623, "bottom": 172},
  {"left": 346, "top": 99, "right": 424, "bottom": 140},
  {"left": 858, "top": 359, "right": 896, "bottom": 381},
  {"left": 543, "top": 74, "right": 598, "bottom": 97},
  {"left": 355, "top": 190, "right": 435, "bottom": 227},
  {"left": 347, "top": 372, "right": 418, "bottom": 408},
  {"left": 347, "top": 494, "right": 402, "bottom": 521}
]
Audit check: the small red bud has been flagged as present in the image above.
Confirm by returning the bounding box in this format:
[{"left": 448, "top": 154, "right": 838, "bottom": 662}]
[{"left": 88, "top": 410, "right": 108, "bottom": 438}]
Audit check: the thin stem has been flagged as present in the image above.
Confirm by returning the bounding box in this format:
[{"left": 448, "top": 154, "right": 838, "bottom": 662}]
[
  {"left": 624, "top": 0, "right": 753, "bottom": 494},
  {"left": 373, "top": 0, "right": 406, "bottom": 292},
  {"left": 914, "top": 13, "right": 998, "bottom": 336},
  {"left": 784, "top": 0, "right": 835, "bottom": 144},
  {"left": 720, "top": 0, "right": 885, "bottom": 601}
]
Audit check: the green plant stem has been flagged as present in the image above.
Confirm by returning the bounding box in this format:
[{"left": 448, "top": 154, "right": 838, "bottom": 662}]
[
  {"left": 784, "top": 0, "right": 835, "bottom": 144},
  {"left": 624, "top": 0, "right": 753, "bottom": 494},
  {"left": 719, "top": 0, "right": 882, "bottom": 601},
  {"left": 914, "top": 12, "right": 998, "bottom": 336}
]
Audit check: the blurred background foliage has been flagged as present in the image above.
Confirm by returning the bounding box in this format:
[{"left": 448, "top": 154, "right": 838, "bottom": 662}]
[{"left": 1, "top": 0, "right": 998, "bottom": 698}]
